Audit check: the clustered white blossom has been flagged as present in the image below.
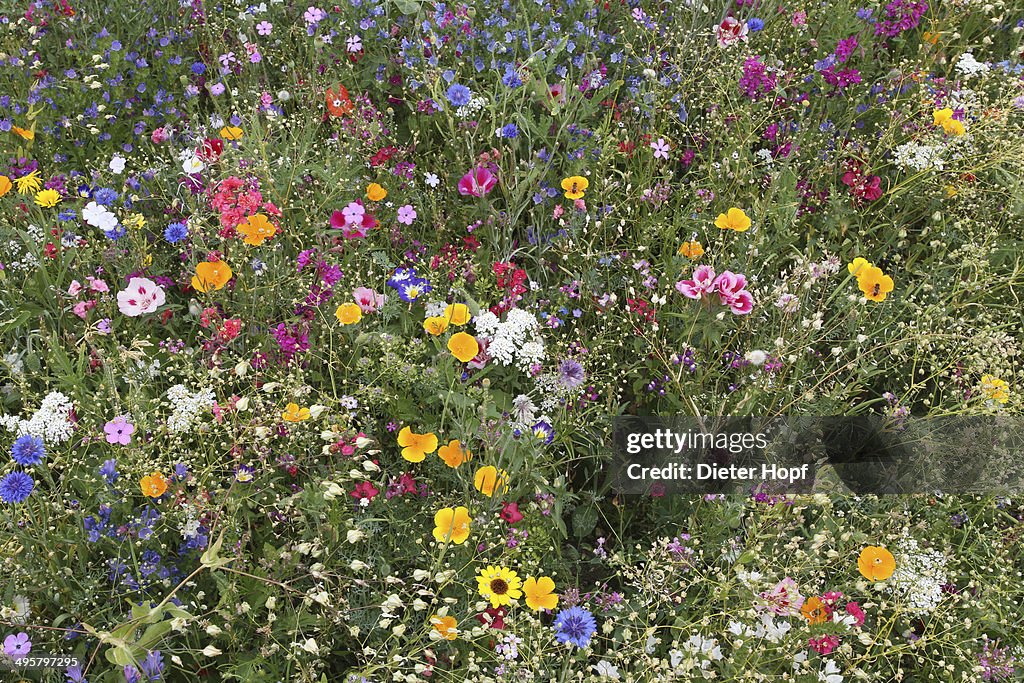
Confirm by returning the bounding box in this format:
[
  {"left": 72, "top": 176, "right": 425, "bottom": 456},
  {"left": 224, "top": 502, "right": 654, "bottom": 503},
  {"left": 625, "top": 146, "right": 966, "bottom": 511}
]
[
  {"left": 893, "top": 142, "right": 945, "bottom": 172},
  {"left": 890, "top": 535, "right": 948, "bottom": 615},
  {"left": 0, "top": 391, "right": 76, "bottom": 443},
  {"left": 455, "top": 95, "right": 488, "bottom": 119},
  {"left": 166, "top": 383, "right": 216, "bottom": 433},
  {"left": 955, "top": 52, "right": 989, "bottom": 78},
  {"left": 474, "top": 308, "right": 546, "bottom": 372}
]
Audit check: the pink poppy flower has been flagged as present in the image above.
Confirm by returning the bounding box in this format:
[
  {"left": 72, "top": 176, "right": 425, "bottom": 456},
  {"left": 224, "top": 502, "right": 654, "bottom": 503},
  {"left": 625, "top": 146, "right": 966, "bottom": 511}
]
[
  {"left": 675, "top": 265, "right": 717, "bottom": 299},
  {"left": 353, "top": 287, "right": 387, "bottom": 313},
  {"left": 116, "top": 277, "right": 165, "bottom": 317},
  {"left": 725, "top": 289, "right": 755, "bottom": 315},
  {"left": 457, "top": 166, "right": 497, "bottom": 197}
]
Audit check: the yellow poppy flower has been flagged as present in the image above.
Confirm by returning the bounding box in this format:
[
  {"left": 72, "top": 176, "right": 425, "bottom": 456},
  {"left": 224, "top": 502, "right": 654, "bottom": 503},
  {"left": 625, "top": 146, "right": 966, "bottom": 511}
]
[
  {"left": 423, "top": 316, "right": 449, "bottom": 336},
  {"left": 857, "top": 265, "right": 894, "bottom": 302},
  {"left": 397, "top": 426, "right": 438, "bottom": 462},
  {"left": 432, "top": 506, "right": 472, "bottom": 545},
  {"left": 11, "top": 125, "right": 34, "bottom": 141},
  {"left": 220, "top": 126, "right": 243, "bottom": 140},
  {"left": 848, "top": 257, "right": 871, "bottom": 276},
  {"left": 473, "top": 465, "right": 509, "bottom": 498},
  {"left": 444, "top": 303, "right": 471, "bottom": 326},
  {"left": 335, "top": 302, "right": 362, "bottom": 325},
  {"left": 714, "top": 207, "right": 751, "bottom": 232},
  {"left": 366, "top": 183, "right": 387, "bottom": 201},
  {"left": 282, "top": 403, "right": 311, "bottom": 422},
  {"left": 677, "top": 240, "right": 704, "bottom": 258},
  {"left": 448, "top": 332, "right": 479, "bottom": 363},
  {"left": 560, "top": 175, "right": 589, "bottom": 200},
  {"left": 523, "top": 576, "right": 558, "bottom": 611},
  {"left": 0, "top": 175, "right": 12, "bottom": 197}
]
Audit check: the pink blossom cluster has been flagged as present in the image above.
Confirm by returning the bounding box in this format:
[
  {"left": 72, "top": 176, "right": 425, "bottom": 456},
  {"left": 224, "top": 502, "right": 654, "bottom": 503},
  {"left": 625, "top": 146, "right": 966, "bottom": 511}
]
[
  {"left": 208, "top": 176, "right": 280, "bottom": 238},
  {"left": 675, "top": 266, "right": 754, "bottom": 315}
]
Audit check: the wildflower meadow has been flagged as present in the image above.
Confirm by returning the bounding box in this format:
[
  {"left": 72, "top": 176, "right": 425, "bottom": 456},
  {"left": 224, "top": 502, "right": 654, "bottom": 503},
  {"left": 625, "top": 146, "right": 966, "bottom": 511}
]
[{"left": 1, "top": 0, "right": 1023, "bottom": 681}]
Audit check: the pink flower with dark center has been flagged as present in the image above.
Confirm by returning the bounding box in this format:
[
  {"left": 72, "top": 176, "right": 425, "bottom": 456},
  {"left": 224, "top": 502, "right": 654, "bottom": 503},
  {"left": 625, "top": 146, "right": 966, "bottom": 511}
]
[
  {"left": 116, "top": 277, "right": 165, "bottom": 317},
  {"left": 352, "top": 287, "right": 387, "bottom": 313},
  {"left": 457, "top": 166, "right": 497, "bottom": 197},
  {"left": 104, "top": 415, "right": 135, "bottom": 445}
]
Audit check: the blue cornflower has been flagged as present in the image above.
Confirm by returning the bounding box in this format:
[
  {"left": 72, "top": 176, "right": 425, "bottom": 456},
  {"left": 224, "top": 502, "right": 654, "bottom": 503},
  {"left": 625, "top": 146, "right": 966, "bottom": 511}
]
[
  {"left": 747, "top": 17, "right": 764, "bottom": 31},
  {"left": 93, "top": 187, "right": 118, "bottom": 205},
  {"left": 164, "top": 222, "right": 188, "bottom": 243},
  {"left": 191, "top": 62, "right": 206, "bottom": 75},
  {"left": 58, "top": 209, "right": 78, "bottom": 222},
  {"left": 446, "top": 83, "right": 472, "bottom": 107},
  {"left": 139, "top": 650, "right": 164, "bottom": 680},
  {"left": 553, "top": 606, "right": 596, "bottom": 647},
  {"left": 11, "top": 434, "right": 45, "bottom": 466},
  {"left": 104, "top": 225, "right": 127, "bottom": 241},
  {"left": 99, "top": 459, "right": 118, "bottom": 485},
  {"left": 0, "top": 471, "right": 35, "bottom": 503},
  {"left": 499, "top": 123, "right": 519, "bottom": 139},
  {"left": 502, "top": 67, "right": 523, "bottom": 88}
]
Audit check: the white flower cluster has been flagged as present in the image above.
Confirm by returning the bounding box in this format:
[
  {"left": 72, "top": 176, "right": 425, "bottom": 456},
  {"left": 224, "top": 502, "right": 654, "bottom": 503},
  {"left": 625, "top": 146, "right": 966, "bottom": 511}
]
[
  {"left": 474, "top": 308, "right": 546, "bottom": 372},
  {"left": 0, "top": 391, "right": 76, "bottom": 443},
  {"left": 955, "top": 52, "right": 989, "bottom": 78},
  {"left": 893, "top": 142, "right": 945, "bottom": 172},
  {"left": 669, "top": 634, "right": 723, "bottom": 675},
  {"left": 166, "top": 383, "right": 216, "bottom": 433},
  {"left": 890, "top": 536, "right": 948, "bottom": 615},
  {"left": 455, "top": 95, "right": 487, "bottom": 119}
]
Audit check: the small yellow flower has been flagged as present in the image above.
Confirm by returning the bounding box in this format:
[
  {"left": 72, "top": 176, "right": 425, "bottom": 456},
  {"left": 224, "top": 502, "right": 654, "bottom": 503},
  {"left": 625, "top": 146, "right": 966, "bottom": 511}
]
[
  {"left": 847, "top": 257, "right": 871, "bottom": 277},
  {"left": 423, "top": 316, "right": 449, "bottom": 336},
  {"left": 476, "top": 565, "right": 523, "bottom": 608},
  {"left": 560, "top": 175, "right": 589, "bottom": 200},
  {"left": 282, "top": 403, "right": 311, "bottom": 422},
  {"left": 124, "top": 213, "right": 146, "bottom": 231},
  {"left": 335, "top": 302, "right": 363, "bottom": 325},
  {"left": 522, "top": 576, "right": 559, "bottom": 611},
  {"left": 34, "top": 189, "right": 60, "bottom": 208},
  {"left": 714, "top": 207, "right": 751, "bottom": 232},
  {"left": 437, "top": 439, "right": 472, "bottom": 468},
  {"left": 677, "top": 240, "right": 704, "bottom": 258},
  {"left": 366, "top": 183, "right": 387, "bottom": 201},
  {"left": 220, "top": 126, "right": 243, "bottom": 140},
  {"left": 979, "top": 375, "right": 1009, "bottom": 404},
  {"left": 11, "top": 125, "right": 34, "bottom": 141}
]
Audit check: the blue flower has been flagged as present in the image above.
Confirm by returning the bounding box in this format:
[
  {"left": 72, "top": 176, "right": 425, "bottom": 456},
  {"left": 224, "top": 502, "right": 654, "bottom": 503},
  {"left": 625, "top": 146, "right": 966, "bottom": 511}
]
[
  {"left": 0, "top": 471, "right": 35, "bottom": 503},
  {"left": 398, "top": 279, "right": 432, "bottom": 302},
  {"left": 553, "top": 606, "right": 596, "bottom": 647},
  {"left": 446, "top": 83, "right": 472, "bottom": 107},
  {"left": 11, "top": 434, "right": 45, "bottom": 466},
  {"left": 747, "top": 17, "right": 764, "bottom": 31},
  {"left": 386, "top": 267, "right": 418, "bottom": 289},
  {"left": 93, "top": 187, "right": 118, "bottom": 205},
  {"left": 104, "top": 225, "right": 127, "bottom": 241},
  {"left": 531, "top": 420, "right": 555, "bottom": 444},
  {"left": 499, "top": 123, "right": 519, "bottom": 139},
  {"left": 99, "top": 459, "right": 118, "bottom": 485},
  {"left": 164, "top": 222, "right": 188, "bottom": 243}
]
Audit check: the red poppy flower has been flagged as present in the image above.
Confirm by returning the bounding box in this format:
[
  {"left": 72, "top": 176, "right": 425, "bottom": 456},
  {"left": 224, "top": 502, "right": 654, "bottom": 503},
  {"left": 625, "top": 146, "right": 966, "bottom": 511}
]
[{"left": 326, "top": 84, "right": 354, "bottom": 118}]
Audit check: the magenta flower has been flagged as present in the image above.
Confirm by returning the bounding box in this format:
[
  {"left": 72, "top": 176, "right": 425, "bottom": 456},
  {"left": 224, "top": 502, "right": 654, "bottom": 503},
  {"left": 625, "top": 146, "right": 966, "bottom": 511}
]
[
  {"left": 713, "top": 271, "right": 755, "bottom": 315},
  {"left": 675, "top": 265, "right": 717, "bottom": 299},
  {"left": 104, "top": 416, "right": 135, "bottom": 445},
  {"left": 457, "top": 166, "right": 497, "bottom": 197}
]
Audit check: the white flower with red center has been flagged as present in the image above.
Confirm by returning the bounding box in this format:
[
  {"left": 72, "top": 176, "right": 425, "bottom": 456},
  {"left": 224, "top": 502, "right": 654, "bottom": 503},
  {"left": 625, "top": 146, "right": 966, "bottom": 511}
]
[
  {"left": 714, "top": 17, "right": 748, "bottom": 48},
  {"left": 116, "top": 277, "right": 166, "bottom": 317}
]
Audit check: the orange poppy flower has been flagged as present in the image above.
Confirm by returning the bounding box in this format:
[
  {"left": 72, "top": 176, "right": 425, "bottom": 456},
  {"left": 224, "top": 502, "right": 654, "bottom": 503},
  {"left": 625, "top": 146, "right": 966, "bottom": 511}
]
[
  {"left": 801, "top": 596, "right": 829, "bottom": 625},
  {"left": 192, "top": 260, "right": 233, "bottom": 292},
  {"left": 140, "top": 471, "right": 168, "bottom": 498},
  {"left": 282, "top": 402, "right": 311, "bottom": 422},
  {"left": 430, "top": 614, "right": 459, "bottom": 641},
  {"left": 448, "top": 332, "right": 480, "bottom": 363},
  {"left": 326, "top": 84, "right": 354, "bottom": 117},
  {"left": 437, "top": 439, "right": 472, "bottom": 468},
  {"left": 237, "top": 213, "right": 277, "bottom": 246},
  {"left": 858, "top": 546, "right": 896, "bottom": 581},
  {"left": 473, "top": 465, "right": 509, "bottom": 497}
]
